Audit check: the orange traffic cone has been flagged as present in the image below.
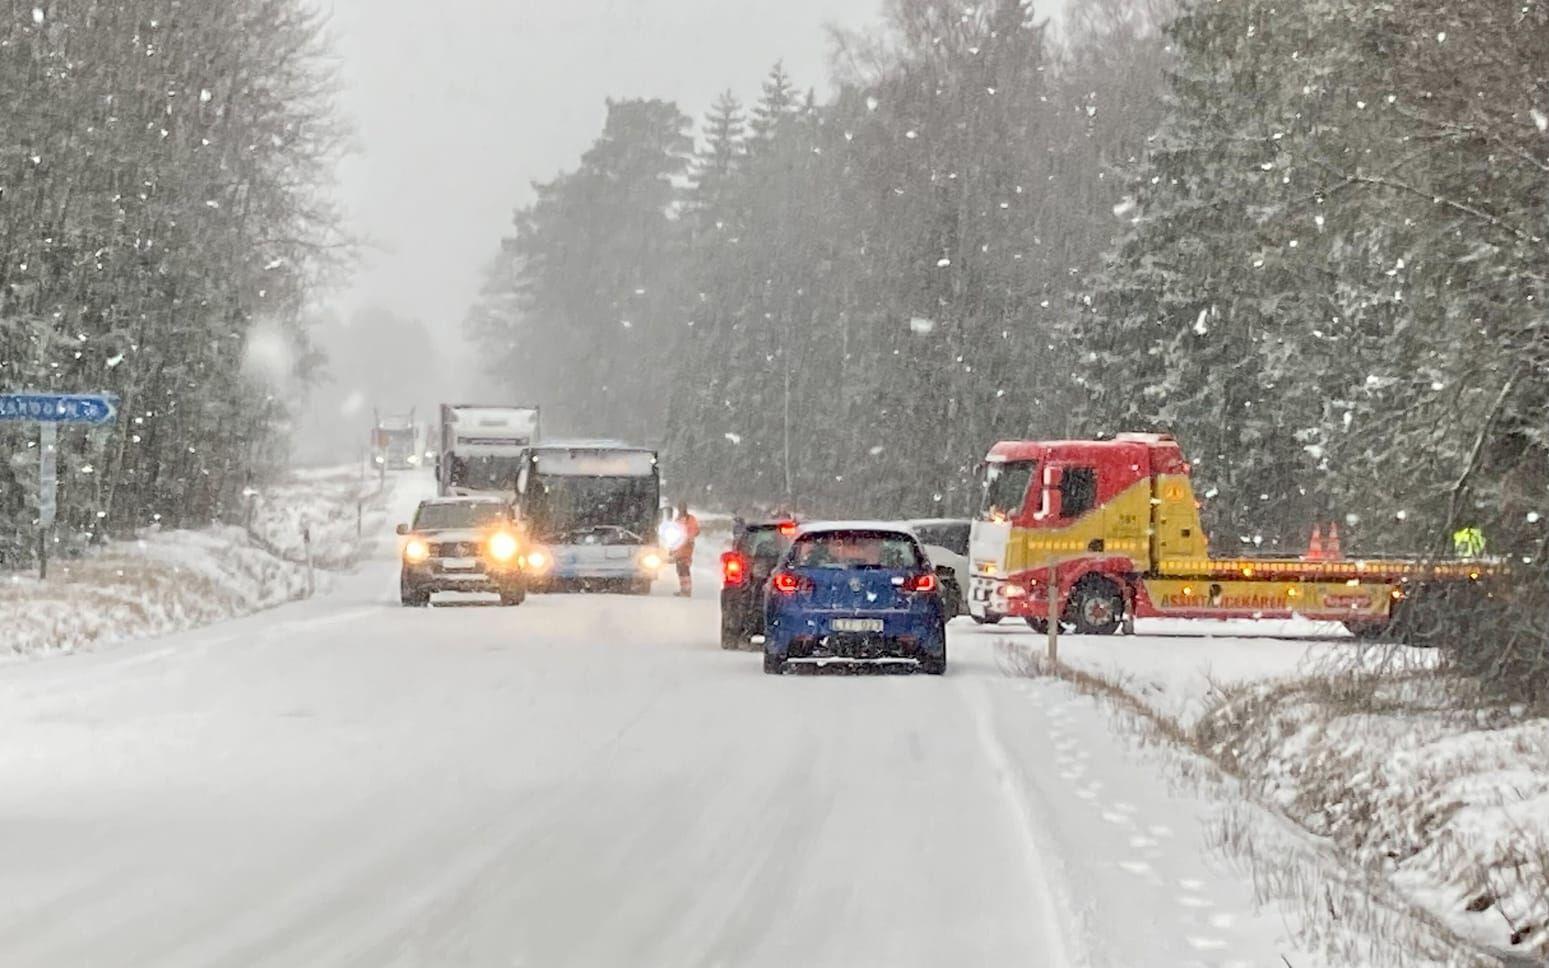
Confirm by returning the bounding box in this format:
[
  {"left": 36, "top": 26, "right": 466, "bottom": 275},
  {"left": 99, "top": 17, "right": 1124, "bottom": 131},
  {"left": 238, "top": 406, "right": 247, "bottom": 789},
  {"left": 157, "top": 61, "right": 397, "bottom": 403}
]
[
  {"left": 1306, "top": 525, "right": 1324, "bottom": 561},
  {"left": 1326, "top": 522, "right": 1342, "bottom": 559}
]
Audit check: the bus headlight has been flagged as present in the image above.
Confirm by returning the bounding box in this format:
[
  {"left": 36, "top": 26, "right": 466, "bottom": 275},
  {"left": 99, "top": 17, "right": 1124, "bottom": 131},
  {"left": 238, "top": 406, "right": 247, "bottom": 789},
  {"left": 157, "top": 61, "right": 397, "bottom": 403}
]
[
  {"left": 640, "top": 549, "right": 664, "bottom": 571},
  {"left": 407, "top": 454, "right": 420, "bottom": 466},
  {"left": 488, "top": 532, "right": 519, "bottom": 562},
  {"left": 404, "top": 539, "right": 430, "bottom": 563},
  {"left": 526, "top": 549, "right": 551, "bottom": 572}
]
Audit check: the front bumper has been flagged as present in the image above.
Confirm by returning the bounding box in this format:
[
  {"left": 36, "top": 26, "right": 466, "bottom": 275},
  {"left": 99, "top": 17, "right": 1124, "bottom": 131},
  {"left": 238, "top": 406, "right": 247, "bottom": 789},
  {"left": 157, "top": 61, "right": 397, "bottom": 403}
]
[
  {"left": 533, "top": 545, "right": 661, "bottom": 583},
  {"left": 969, "top": 573, "right": 1039, "bottom": 618},
  {"left": 402, "top": 560, "right": 523, "bottom": 593}
]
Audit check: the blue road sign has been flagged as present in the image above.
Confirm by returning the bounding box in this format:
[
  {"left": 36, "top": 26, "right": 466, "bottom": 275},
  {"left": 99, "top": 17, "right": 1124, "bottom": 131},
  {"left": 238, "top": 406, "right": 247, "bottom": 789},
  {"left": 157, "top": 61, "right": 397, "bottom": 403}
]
[{"left": 0, "top": 392, "right": 119, "bottom": 426}]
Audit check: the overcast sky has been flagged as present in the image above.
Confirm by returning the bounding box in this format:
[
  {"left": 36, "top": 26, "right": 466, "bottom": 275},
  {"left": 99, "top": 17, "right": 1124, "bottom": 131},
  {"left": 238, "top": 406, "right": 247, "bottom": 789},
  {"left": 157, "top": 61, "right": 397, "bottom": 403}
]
[{"left": 323, "top": 0, "right": 883, "bottom": 334}]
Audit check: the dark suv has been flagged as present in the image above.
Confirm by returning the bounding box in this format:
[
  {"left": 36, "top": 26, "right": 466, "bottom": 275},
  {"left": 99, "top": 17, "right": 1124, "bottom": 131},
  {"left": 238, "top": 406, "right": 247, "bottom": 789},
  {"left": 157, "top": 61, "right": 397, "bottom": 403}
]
[
  {"left": 397, "top": 497, "right": 527, "bottom": 607},
  {"left": 719, "top": 519, "right": 798, "bottom": 649}
]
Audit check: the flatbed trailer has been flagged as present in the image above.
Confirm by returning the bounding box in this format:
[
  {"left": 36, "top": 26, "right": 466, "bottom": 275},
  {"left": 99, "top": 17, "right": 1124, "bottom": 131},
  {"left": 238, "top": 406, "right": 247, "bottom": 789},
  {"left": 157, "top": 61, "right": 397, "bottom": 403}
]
[{"left": 967, "top": 433, "right": 1498, "bottom": 635}]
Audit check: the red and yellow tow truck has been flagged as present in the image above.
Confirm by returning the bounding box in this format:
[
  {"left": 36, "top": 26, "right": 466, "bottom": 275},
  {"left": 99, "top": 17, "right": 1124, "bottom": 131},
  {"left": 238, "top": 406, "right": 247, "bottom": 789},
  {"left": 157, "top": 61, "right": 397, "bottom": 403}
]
[{"left": 966, "top": 433, "right": 1496, "bottom": 635}]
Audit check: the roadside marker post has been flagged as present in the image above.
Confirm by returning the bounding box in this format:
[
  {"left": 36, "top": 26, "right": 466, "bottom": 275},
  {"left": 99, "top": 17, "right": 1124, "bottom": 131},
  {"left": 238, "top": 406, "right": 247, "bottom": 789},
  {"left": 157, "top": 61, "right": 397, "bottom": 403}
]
[{"left": 0, "top": 392, "right": 120, "bottom": 579}]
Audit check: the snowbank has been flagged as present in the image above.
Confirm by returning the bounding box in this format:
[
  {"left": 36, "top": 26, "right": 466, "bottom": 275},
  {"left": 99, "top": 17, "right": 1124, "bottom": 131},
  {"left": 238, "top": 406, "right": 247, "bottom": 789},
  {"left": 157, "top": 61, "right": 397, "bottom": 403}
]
[
  {"left": 2, "top": 465, "right": 385, "bottom": 661},
  {"left": 1044, "top": 618, "right": 1443, "bottom": 726},
  {"left": 1026, "top": 620, "right": 1547, "bottom": 961},
  {"left": 1198, "top": 677, "right": 1549, "bottom": 960},
  {"left": 245, "top": 464, "right": 387, "bottom": 569}
]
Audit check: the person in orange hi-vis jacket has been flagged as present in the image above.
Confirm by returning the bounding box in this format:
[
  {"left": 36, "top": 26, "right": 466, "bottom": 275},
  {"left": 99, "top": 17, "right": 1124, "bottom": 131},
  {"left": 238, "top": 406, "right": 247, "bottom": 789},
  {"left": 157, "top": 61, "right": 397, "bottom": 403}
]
[{"left": 671, "top": 501, "right": 700, "bottom": 597}]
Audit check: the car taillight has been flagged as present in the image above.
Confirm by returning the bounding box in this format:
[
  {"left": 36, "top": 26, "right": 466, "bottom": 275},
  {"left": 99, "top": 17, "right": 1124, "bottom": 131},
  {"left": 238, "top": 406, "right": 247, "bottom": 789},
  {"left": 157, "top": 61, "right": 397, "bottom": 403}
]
[
  {"left": 771, "top": 571, "right": 808, "bottom": 595},
  {"left": 722, "top": 551, "right": 748, "bottom": 587},
  {"left": 778, "top": 521, "right": 798, "bottom": 537},
  {"left": 904, "top": 573, "right": 938, "bottom": 593}
]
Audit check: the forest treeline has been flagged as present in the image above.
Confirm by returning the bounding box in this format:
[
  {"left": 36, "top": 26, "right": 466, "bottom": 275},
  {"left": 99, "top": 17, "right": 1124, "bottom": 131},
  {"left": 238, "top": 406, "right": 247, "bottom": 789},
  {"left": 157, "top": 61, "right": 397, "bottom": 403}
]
[
  {"left": 0, "top": 0, "right": 344, "bottom": 564},
  {"left": 470, "top": 0, "right": 1174, "bottom": 518},
  {"left": 469, "top": 0, "right": 1548, "bottom": 701}
]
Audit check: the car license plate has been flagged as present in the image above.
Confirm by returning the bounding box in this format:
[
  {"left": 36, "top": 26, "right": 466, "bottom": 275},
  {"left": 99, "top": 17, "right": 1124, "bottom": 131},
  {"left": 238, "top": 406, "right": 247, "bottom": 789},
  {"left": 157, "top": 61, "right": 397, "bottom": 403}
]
[
  {"left": 832, "top": 618, "right": 883, "bottom": 633},
  {"left": 441, "top": 557, "right": 477, "bottom": 571}
]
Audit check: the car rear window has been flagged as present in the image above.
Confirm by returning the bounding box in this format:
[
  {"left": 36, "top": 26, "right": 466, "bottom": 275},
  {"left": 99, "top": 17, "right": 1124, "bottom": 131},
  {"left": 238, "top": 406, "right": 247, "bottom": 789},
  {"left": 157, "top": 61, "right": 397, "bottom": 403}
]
[
  {"left": 739, "top": 526, "right": 791, "bottom": 562},
  {"left": 790, "top": 531, "right": 924, "bottom": 570},
  {"left": 414, "top": 502, "right": 511, "bottom": 530}
]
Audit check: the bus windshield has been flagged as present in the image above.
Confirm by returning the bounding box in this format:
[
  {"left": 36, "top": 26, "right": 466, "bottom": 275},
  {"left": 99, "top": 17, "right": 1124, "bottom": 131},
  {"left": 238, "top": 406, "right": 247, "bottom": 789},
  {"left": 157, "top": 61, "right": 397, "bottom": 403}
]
[{"left": 526, "top": 474, "right": 657, "bottom": 541}]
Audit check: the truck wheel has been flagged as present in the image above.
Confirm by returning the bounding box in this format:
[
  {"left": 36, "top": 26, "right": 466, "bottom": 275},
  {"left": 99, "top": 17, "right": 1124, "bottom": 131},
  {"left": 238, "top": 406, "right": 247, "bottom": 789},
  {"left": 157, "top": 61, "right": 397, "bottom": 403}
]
[
  {"left": 400, "top": 585, "right": 429, "bottom": 608},
  {"left": 1025, "top": 617, "right": 1049, "bottom": 634},
  {"left": 763, "top": 653, "right": 786, "bottom": 675},
  {"left": 499, "top": 584, "right": 526, "bottom": 606},
  {"left": 971, "top": 613, "right": 1002, "bottom": 626},
  {"left": 918, "top": 647, "right": 947, "bottom": 676},
  {"left": 630, "top": 579, "right": 653, "bottom": 596},
  {"left": 721, "top": 617, "right": 744, "bottom": 650},
  {"left": 1071, "top": 578, "right": 1124, "bottom": 635}
]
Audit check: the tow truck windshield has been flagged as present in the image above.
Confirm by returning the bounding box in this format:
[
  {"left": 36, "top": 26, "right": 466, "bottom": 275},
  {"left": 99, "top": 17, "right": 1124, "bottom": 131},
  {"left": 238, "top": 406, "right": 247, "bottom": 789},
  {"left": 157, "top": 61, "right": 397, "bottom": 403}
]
[
  {"left": 981, "top": 460, "right": 1035, "bottom": 518},
  {"left": 414, "top": 502, "right": 511, "bottom": 530}
]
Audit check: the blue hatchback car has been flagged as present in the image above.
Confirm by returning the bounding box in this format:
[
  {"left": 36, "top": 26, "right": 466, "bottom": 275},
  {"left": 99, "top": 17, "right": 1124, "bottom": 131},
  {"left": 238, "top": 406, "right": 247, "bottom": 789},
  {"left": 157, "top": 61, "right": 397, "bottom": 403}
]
[{"left": 763, "top": 522, "right": 948, "bottom": 675}]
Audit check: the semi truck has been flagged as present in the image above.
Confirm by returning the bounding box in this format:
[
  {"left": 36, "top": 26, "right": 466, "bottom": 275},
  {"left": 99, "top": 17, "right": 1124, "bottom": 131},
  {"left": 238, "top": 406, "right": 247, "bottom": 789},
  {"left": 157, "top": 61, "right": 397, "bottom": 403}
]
[
  {"left": 436, "top": 404, "right": 540, "bottom": 496},
  {"left": 967, "top": 433, "right": 1497, "bottom": 636},
  {"left": 372, "top": 410, "right": 419, "bottom": 471}
]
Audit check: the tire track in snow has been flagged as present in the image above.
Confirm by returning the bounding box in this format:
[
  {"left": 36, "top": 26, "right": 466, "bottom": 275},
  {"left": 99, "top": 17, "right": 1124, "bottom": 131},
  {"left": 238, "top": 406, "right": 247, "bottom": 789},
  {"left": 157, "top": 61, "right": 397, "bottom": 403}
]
[{"left": 963, "top": 676, "right": 1091, "bottom": 968}]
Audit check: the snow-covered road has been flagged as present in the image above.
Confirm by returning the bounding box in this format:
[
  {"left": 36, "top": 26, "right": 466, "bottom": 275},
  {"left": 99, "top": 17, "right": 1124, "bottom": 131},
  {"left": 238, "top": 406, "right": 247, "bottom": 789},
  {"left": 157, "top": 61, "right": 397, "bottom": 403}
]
[{"left": 0, "top": 475, "right": 1320, "bottom": 967}]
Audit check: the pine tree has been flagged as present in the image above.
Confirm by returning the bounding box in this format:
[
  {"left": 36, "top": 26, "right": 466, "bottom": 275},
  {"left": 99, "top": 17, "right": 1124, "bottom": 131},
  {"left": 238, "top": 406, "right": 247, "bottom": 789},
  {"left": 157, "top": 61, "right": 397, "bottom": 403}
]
[{"left": 468, "top": 99, "right": 692, "bottom": 443}]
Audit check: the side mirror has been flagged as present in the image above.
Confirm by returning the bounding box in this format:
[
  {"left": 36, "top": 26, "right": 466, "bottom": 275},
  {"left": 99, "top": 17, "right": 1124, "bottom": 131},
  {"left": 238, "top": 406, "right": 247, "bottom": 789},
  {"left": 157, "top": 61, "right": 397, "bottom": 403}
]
[{"left": 395, "top": 523, "right": 410, "bottom": 536}]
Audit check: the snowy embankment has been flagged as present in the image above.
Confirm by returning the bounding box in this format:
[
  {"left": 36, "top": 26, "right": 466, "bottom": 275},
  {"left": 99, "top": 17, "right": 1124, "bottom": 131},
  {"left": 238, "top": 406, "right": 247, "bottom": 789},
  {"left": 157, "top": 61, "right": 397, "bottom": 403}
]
[
  {"left": 1024, "top": 622, "right": 1549, "bottom": 962},
  {"left": 2, "top": 465, "right": 386, "bottom": 660},
  {"left": 1199, "top": 676, "right": 1549, "bottom": 961}
]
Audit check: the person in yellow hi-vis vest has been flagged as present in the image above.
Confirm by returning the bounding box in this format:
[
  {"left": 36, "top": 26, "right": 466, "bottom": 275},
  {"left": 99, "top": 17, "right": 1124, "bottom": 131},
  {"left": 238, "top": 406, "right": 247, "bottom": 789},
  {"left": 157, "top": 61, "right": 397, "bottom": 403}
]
[{"left": 1452, "top": 526, "right": 1486, "bottom": 558}]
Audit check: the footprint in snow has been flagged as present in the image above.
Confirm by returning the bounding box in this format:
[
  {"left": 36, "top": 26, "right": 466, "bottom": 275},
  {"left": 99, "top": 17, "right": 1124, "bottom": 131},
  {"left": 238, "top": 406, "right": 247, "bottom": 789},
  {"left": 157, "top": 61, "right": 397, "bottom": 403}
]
[
  {"left": 1186, "top": 936, "right": 1228, "bottom": 951},
  {"left": 1208, "top": 913, "right": 1235, "bottom": 929},
  {"left": 1129, "top": 835, "right": 1159, "bottom": 849},
  {"left": 1111, "top": 801, "right": 1137, "bottom": 813},
  {"left": 1118, "top": 860, "right": 1152, "bottom": 876},
  {"left": 1177, "top": 878, "right": 1205, "bottom": 890},
  {"left": 1177, "top": 895, "right": 1213, "bottom": 909},
  {"left": 1100, "top": 810, "right": 1131, "bottom": 826},
  {"left": 1076, "top": 788, "right": 1100, "bottom": 800},
  {"left": 1149, "top": 824, "right": 1174, "bottom": 839}
]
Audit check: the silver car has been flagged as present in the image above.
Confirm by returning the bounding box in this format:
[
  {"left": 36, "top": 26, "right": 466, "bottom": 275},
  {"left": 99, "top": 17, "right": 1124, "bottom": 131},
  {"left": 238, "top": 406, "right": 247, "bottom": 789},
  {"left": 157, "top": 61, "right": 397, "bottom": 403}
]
[{"left": 907, "top": 519, "right": 970, "bottom": 619}]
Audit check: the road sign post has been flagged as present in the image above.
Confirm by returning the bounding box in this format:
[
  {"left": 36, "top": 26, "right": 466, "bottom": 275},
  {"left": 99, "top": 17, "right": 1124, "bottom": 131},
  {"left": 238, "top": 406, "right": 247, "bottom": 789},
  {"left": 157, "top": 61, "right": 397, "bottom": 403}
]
[
  {"left": 38, "top": 423, "right": 56, "bottom": 578},
  {"left": 1, "top": 392, "right": 120, "bottom": 579}
]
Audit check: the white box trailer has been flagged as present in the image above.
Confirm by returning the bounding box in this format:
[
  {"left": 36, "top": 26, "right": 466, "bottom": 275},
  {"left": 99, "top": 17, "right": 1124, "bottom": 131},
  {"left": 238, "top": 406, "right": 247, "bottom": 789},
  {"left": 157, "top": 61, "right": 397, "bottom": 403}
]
[{"left": 437, "top": 404, "right": 540, "bottom": 496}]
